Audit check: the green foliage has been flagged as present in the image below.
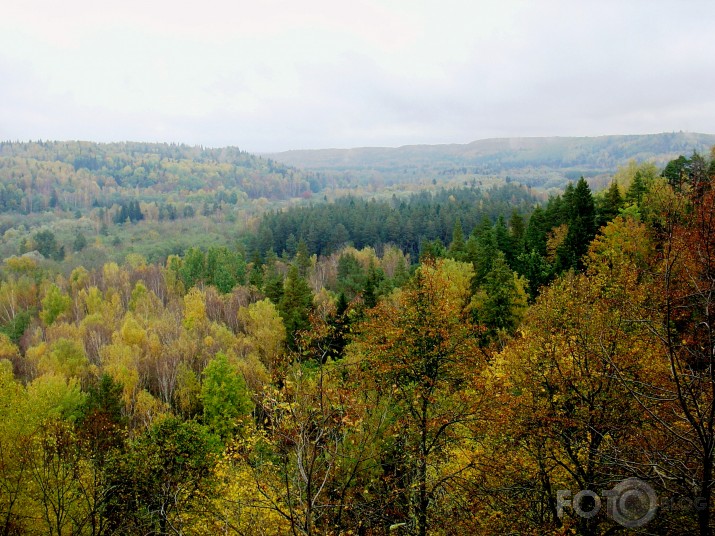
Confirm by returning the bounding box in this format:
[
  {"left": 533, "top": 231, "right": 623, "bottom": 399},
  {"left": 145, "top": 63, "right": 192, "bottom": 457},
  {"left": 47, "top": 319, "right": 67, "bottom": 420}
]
[
  {"left": 556, "top": 177, "right": 597, "bottom": 271},
  {"left": 259, "top": 184, "right": 538, "bottom": 260},
  {"left": 597, "top": 180, "right": 624, "bottom": 227},
  {"left": 336, "top": 252, "right": 365, "bottom": 300},
  {"left": 201, "top": 352, "right": 253, "bottom": 439},
  {"left": 471, "top": 252, "right": 528, "bottom": 342},
  {"left": 278, "top": 264, "right": 313, "bottom": 348},
  {"left": 174, "top": 246, "right": 246, "bottom": 293},
  {"left": 447, "top": 217, "right": 466, "bottom": 260},
  {"left": 72, "top": 231, "right": 88, "bottom": 252},
  {"left": 40, "top": 284, "right": 71, "bottom": 326},
  {"left": 105, "top": 417, "right": 220, "bottom": 534},
  {"left": 33, "top": 229, "right": 61, "bottom": 259},
  {"left": 0, "top": 308, "right": 33, "bottom": 344},
  {"left": 1, "top": 141, "right": 713, "bottom": 535},
  {"left": 27, "top": 374, "right": 87, "bottom": 423}
]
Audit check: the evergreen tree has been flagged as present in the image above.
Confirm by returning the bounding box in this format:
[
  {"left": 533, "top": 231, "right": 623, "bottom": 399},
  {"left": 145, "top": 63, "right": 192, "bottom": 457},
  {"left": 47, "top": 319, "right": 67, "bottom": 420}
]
[
  {"left": 597, "top": 180, "right": 624, "bottom": 227},
  {"left": 279, "top": 264, "right": 313, "bottom": 349},
  {"left": 295, "top": 238, "right": 311, "bottom": 277},
  {"left": 494, "top": 215, "right": 511, "bottom": 262},
  {"left": 524, "top": 206, "right": 548, "bottom": 257},
  {"left": 447, "top": 218, "right": 466, "bottom": 260},
  {"left": 516, "top": 249, "right": 553, "bottom": 300},
  {"left": 557, "top": 178, "right": 596, "bottom": 271},
  {"left": 362, "top": 264, "right": 384, "bottom": 309},
  {"left": 472, "top": 252, "right": 526, "bottom": 343},
  {"left": 509, "top": 209, "right": 526, "bottom": 260},
  {"left": 337, "top": 253, "right": 365, "bottom": 300},
  {"left": 662, "top": 154, "right": 690, "bottom": 189},
  {"left": 201, "top": 352, "right": 253, "bottom": 440},
  {"left": 419, "top": 238, "right": 446, "bottom": 262},
  {"left": 625, "top": 170, "right": 648, "bottom": 206},
  {"left": 470, "top": 227, "right": 499, "bottom": 288},
  {"left": 263, "top": 251, "right": 284, "bottom": 304}
]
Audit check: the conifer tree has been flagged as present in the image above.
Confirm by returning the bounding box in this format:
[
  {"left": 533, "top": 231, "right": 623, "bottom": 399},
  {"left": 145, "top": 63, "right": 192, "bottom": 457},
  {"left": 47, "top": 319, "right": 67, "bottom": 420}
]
[
  {"left": 447, "top": 218, "right": 466, "bottom": 260},
  {"left": 597, "top": 180, "right": 624, "bottom": 227},
  {"left": 279, "top": 264, "right": 313, "bottom": 349}
]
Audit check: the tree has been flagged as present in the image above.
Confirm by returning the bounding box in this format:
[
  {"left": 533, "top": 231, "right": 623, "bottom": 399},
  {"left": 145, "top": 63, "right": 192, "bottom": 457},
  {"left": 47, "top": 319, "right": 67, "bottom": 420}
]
[
  {"left": 279, "top": 265, "right": 313, "bottom": 349},
  {"left": 471, "top": 252, "right": 528, "bottom": 345},
  {"left": 557, "top": 178, "right": 596, "bottom": 271},
  {"left": 524, "top": 206, "right": 548, "bottom": 257},
  {"left": 72, "top": 232, "right": 88, "bottom": 253},
  {"left": 41, "top": 284, "right": 71, "bottom": 326},
  {"left": 662, "top": 154, "right": 690, "bottom": 189},
  {"left": 596, "top": 180, "right": 624, "bottom": 227},
  {"left": 239, "top": 299, "right": 287, "bottom": 375},
  {"left": 630, "top": 167, "right": 715, "bottom": 535},
  {"left": 508, "top": 209, "right": 526, "bottom": 261},
  {"left": 105, "top": 418, "right": 220, "bottom": 535},
  {"left": 447, "top": 218, "right": 466, "bottom": 260},
  {"left": 201, "top": 352, "right": 254, "bottom": 440},
  {"left": 28, "top": 419, "right": 86, "bottom": 536},
  {"left": 348, "top": 258, "right": 485, "bottom": 535},
  {"left": 33, "top": 229, "right": 59, "bottom": 259},
  {"left": 497, "top": 263, "right": 659, "bottom": 535},
  {"left": 0, "top": 361, "right": 32, "bottom": 534}
]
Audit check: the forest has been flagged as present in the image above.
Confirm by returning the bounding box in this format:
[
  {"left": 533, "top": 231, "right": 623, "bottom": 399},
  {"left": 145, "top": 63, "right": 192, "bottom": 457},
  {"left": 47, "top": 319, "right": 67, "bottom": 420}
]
[
  {"left": 0, "top": 141, "right": 714, "bottom": 535},
  {"left": 268, "top": 132, "right": 715, "bottom": 189}
]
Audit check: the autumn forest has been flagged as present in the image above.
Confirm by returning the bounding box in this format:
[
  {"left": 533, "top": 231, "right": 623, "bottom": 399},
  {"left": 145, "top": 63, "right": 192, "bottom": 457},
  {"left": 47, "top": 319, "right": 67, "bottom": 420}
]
[{"left": 1, "top": 139, "right": 715, "bottom": 535}]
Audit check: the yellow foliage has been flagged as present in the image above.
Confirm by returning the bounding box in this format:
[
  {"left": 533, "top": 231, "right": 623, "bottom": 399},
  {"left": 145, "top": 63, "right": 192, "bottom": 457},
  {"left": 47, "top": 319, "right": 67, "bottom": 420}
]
[
  {"left": 546, "top": 223, "right": 569, "bottom": 262},
  {"left": 183, "top": 287, "right": 207, "bottom": 330},
  {"left": 238, "top": 299, "right": 286, "bottom": 372},
  {"left": 38, "top": 338, "right": 89, "bottom": 379},
  {"left": 102, "top": 343, "right": 140, "bottom": 410},
  {"left": 0, "top": 333, "right": 20, "bottom": 361},
  {"left": 119, "top": 313, "right": 147, "bottom": 347},
  {"left": 133, "top": 389, "right": 169, "bottom": 429},
  {"left": 125, "top": 253, "right": 147, "bottom": 269},
  {"left": 45, "top": 321, "right": 81, "bottom": 343},
  {"left": 69, "top": 266, "right": 89, "bottom": 291},
  {"left": 201, "top": 437, "right": 291, "bottom": 536},
  {"left": 3, "top": 255, "right": 38, "bottom": 274}
]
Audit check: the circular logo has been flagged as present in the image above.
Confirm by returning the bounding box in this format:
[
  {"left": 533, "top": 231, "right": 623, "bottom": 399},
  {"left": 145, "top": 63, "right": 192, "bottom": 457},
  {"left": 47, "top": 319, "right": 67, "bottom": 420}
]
[{"left": 607, "top": 478, "right": 658, "bottom": 528}]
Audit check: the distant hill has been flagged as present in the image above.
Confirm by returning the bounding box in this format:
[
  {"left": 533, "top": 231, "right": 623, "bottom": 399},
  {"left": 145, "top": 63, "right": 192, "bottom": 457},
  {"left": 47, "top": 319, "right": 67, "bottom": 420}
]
[
  {"left": 0, "top": 140, "right": 327, "bottom": 214},
  {"left": 268, "top": 132, "right": 715, "bottom": 188}
]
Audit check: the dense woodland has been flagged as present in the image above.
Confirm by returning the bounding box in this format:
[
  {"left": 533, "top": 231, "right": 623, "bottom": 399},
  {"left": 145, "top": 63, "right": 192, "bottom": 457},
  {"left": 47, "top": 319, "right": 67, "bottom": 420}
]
[
  {"left": 269, "top": 132, "right": 715, "bottom": 189},
  {"left": 0, "top": 141, "right": 715, "bottom": 535}
]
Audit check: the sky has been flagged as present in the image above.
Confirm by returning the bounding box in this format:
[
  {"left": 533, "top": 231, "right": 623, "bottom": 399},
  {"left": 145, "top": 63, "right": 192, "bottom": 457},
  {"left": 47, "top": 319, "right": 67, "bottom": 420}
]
[{"left": 1, "top": 0, "right": 714, "bottom": 152}]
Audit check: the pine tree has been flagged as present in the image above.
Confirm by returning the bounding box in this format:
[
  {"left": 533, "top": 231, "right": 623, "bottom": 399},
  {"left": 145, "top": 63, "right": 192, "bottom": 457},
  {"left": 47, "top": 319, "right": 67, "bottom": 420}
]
[{"left": 447, "top": 218, "right": 466, "bottom": 260}]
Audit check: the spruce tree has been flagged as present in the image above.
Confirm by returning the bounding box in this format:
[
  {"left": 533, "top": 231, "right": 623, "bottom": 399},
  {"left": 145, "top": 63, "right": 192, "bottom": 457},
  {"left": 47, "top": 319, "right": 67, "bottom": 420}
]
[
  {"left": 557, "top": 178, "right": 596, "bottom": 271},
  {"left": 447, "top": 218, "right": 466, "bottom": 260},
  {"left": 279, "top": 264, "right": 313, "bottom": 349},
  {"left": 597, "top": 180, "right": 624, "bottom": 226}
]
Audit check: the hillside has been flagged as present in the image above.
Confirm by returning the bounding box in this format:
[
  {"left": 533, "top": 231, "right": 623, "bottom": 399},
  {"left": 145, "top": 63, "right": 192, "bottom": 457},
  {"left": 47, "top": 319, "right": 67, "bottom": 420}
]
[
  {"left": 0, "top": 140, "right": 323, "bottom": 210},
  {"left": 268, "top": 132, "right": 715, "bottom": 187}
]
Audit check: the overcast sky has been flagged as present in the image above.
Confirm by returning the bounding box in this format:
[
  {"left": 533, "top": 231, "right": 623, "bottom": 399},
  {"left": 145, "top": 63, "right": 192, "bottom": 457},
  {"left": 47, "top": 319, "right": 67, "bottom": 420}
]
[{"left": 1, "top": 0, "right": 713, "bottom": 152}]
